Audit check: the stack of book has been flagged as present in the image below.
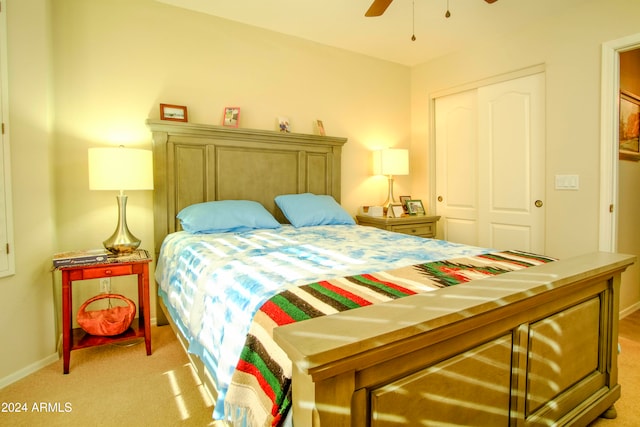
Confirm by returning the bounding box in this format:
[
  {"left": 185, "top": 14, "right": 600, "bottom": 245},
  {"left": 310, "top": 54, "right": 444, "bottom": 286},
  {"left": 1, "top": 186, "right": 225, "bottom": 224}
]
[{"left": 52, "top": 249, "right": 110, "bottom": 267}]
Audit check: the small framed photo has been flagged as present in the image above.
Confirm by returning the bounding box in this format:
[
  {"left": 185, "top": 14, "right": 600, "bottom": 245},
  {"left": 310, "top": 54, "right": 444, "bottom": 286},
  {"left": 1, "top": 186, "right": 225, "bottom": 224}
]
[
  {"left": 223, "top": 107, "right": 240, "bottom": 128},
  {"left": 160, "top": 103, "right": 188, "bottom": 122},
  {"left": 399, "top": 195, "right": 411, "bottom": 212},
  {"left": 406, "top": 199, "right": 425, "bottom": 215},
  {"left": 389, "top": 204, "right": 404, "bottom": 218},
  {"left": 278, "top": 117, "right": 291, "bottom": 133},
  {"left": 315, "top": 119, "right": 326, "bottom": 136}
]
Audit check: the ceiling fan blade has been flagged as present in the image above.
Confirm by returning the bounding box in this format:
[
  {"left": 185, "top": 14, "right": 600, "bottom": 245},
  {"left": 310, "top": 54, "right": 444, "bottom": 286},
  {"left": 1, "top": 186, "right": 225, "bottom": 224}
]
[{"left": 365, "top": 0, "right": 393, "bottom": 17}]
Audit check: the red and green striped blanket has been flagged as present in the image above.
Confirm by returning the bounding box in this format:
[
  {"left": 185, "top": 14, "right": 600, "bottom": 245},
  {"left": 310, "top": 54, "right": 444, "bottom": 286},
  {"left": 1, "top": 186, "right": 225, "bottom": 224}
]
[{"left": 225, "top": 250, "right": 556, "bottom": 426}]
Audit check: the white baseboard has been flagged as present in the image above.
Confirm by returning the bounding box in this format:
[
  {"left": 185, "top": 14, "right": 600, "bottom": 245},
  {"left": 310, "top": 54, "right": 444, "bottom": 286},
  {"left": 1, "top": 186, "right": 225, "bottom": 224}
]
[
  {"left": 2, "top": 318, "right": 159, "bottom": 390},
  {"left": 0, "top": 352, "right": 59, "bottom": 390},
  {"left": 620, "top": 301, "right": 640, "bottom": 319}
]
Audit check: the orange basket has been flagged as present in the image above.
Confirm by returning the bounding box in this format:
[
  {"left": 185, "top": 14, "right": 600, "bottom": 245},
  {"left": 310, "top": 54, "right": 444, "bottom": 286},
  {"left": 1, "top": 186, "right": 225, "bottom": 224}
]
[{"left": 77, "top": 294, "right": 136, "bottom": 336}]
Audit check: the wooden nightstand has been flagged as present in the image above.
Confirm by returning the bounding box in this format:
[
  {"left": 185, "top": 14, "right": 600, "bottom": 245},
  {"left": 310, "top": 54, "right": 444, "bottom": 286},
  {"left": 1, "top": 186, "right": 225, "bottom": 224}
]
[
  {"left": 57, "top": 249, "right": 152, "bottom": 374},
  {"left": 356, "top": 214, "right": 440, "bottom": 238}
]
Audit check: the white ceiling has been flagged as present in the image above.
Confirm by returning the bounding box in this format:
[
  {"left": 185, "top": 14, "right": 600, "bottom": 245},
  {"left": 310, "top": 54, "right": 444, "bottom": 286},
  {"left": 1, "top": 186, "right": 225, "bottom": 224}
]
[{"left": 157, "top": 0, "right": 589, "bottom": 66}]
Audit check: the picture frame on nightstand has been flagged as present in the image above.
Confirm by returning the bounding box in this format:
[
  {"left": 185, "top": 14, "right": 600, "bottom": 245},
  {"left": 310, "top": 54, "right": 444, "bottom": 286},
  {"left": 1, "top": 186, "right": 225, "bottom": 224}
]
[
  {"left": 389, "top": 204, "right": 404, "bottom": 218},
  {"left": 406, "top": 199, "right": 425, "bottom": 215},
  {"left": 399, "top": 195, "right": 411, "bottom": 212}
]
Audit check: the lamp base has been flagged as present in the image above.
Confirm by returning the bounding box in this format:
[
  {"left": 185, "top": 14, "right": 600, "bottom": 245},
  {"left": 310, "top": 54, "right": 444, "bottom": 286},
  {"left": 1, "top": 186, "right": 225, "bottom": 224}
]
[
  {"left": 103, "top": 238, "right": 140, "bottom": 255},
  {"left": 104, "top": 194, "right": 141, "bottom": 255},
  {"left": 382, "top": 175, "right": 397, "bottom": 214}
]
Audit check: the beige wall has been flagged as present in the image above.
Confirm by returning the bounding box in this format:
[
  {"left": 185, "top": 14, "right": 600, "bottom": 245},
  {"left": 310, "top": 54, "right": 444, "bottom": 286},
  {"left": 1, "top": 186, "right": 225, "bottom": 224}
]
[
  {"left": 410, "top": 0, "right": 640, "bottom": 312},
  {"left": 50, "top": 0, "right": 411, "bottom": 252},
  {"left": 0, "top": 0, "right": 58, "bottom": 384}
]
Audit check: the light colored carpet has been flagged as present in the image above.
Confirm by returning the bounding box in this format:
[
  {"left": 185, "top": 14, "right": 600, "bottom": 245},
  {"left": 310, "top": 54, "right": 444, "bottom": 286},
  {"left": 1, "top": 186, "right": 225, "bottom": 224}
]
[
  {"left": 0, "top": 326, "right": 215, "bottom": 426},
  {"left": 589, "top": 336, "right": 640, "bottom": 427}
]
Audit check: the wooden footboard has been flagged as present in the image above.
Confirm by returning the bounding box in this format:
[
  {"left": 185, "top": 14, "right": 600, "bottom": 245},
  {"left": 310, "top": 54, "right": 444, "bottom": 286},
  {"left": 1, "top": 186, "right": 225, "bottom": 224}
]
[{"left": 274, "top": 252, "right": 634, "bottom": 427}]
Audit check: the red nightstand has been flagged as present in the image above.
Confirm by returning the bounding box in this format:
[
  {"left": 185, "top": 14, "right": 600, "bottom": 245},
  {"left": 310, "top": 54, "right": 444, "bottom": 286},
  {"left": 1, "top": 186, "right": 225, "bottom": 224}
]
[{"left": 57, "top": 249, "right": 152, "bottom": 374}]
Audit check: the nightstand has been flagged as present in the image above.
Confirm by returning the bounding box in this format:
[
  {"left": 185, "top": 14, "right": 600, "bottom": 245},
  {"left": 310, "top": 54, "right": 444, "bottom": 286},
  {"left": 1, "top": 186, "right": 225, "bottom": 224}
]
[
  {"left": 356, "top": 214, "right": 440, "bottom": 238},
  {"left": 57, "top": 249, "right": 152, "bottom": 374}
]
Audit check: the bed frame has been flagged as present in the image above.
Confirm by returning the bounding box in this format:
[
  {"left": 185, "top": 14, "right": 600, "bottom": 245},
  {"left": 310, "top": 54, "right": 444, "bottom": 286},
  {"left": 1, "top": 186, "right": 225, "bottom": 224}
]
[{"left": 148, "top": 119, "right": 635, "bottom": 426}]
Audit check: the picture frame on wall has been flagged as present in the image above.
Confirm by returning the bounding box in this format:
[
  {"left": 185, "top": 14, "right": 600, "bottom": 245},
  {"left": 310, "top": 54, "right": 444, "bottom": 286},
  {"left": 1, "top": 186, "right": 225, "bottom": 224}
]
[
  {"left": 619, "top": 90, "right": 640, "bottom": 161},
  {"left": 160, "top": 103, "right": 188, "bottom": 122},
  {"left": 223, "top": 107, "right": 240, "bottom": 128},
  {"left": 406, "top": 199, "right": 425, "bottom": 216}
]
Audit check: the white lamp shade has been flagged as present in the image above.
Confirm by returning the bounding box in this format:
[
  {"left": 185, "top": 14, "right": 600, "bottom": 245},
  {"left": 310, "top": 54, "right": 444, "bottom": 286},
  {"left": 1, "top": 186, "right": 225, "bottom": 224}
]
[
  {"left": 89, "top": 147, "right": 154, "bottom": 191},
  {"left": 373, "top": 148, "right": 409, "bottom": 176}
]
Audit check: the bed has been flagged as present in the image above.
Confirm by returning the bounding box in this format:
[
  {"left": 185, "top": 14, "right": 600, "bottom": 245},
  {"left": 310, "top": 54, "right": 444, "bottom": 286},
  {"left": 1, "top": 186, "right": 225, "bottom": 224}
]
[{"left": 148, "top": 119, "right": 635, "bottom": 427}]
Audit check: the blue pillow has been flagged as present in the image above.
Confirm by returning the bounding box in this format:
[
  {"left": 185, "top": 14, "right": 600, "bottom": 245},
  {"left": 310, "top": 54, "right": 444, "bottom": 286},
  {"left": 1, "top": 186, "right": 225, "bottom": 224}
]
[
  {"left": 274, "top": 193, "right": 355, "bottom": 227},
  {"left": 177, "top": 200, "right": 281, "bottom": 234}
]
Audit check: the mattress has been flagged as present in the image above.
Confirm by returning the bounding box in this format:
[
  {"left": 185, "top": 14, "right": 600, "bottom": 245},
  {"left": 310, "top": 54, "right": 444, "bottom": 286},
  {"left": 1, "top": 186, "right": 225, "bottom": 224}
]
[{"left": 155, "top": 224, "right": 549, "bottom": 425}]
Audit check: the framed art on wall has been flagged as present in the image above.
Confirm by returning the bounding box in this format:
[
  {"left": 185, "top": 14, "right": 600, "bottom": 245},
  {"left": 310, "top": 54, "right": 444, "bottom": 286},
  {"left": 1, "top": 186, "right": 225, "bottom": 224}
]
[
  {"left": 160, "top": 104, "right": 188, "bottom": 122},
  {"left": 223, "top": 107, "right": 240, "bottom": 127},
  {"left": 619, "top": 90, "right": 640, "bottom": 161}
]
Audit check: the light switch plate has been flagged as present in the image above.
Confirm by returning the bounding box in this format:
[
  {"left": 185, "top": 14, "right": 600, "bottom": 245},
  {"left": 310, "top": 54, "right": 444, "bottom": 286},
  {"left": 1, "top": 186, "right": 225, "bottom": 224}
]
[{"left": 555, "top": 174, "right": 579, "bottom": 190}]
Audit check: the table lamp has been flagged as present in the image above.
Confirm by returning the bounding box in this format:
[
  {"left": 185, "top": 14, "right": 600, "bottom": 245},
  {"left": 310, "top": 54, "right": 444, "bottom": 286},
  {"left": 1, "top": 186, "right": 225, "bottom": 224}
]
[
  {"left": 88, "top": 146, "right": 153, "bottom": 254},
  {"left": 373, "top": 148, "right": 409, "bottom": 210}
]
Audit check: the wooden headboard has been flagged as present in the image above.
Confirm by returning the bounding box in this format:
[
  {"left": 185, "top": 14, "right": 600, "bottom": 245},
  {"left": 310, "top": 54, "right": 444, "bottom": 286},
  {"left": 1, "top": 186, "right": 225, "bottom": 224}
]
[{"left": 147, "top": 120, "right": 347, "bottom": 256}]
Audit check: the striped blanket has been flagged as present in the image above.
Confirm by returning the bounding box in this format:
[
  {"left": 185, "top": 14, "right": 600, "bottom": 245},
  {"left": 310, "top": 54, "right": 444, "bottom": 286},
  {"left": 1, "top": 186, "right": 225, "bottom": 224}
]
[{"left": 225, "top": 250, "right": 556, "bottom": 426}]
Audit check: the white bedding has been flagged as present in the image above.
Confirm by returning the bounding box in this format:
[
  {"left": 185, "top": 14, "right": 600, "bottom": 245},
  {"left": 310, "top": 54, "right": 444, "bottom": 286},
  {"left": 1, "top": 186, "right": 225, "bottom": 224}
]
[{"left": 155, "top": 224, "right": 490, "bottom": 423}]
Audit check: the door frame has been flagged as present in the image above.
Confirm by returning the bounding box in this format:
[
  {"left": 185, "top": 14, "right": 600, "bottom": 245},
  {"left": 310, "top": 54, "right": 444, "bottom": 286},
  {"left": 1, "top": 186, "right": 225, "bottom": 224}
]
[{"left": 599, "top": 33, "right": 640, "bottom": 252}]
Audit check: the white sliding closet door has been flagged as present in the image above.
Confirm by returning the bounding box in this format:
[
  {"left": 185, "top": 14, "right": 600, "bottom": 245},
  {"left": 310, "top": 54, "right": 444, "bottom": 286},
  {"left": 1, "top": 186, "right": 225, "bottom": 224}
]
[
  {"left": 435, "top": 90, "right": 479, "bottom": 246},
  {"left": 435, "top": 73, "right": 545, "bottom": 253}
]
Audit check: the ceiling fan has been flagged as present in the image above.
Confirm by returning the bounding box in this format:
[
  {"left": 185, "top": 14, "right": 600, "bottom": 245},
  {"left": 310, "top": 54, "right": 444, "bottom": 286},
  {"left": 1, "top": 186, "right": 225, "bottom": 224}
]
[{"left": 365, "top": 0, "right": 498, "bottom": 17}]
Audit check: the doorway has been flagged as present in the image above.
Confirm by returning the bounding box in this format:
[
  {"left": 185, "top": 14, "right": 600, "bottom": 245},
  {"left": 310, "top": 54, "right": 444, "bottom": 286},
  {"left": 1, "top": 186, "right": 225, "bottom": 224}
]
[
  {"left": 600, "top": 34, "right": 640, "bottom": 251},
  {"left": 600, "top": 34, "right": 640, "bottom": 315}
]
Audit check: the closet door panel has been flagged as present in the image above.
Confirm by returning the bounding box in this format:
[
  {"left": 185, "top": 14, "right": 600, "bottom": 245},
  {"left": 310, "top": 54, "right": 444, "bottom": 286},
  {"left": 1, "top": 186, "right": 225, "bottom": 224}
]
[{"left": 435, "top": 90, "right": 478, "bottom": 246}]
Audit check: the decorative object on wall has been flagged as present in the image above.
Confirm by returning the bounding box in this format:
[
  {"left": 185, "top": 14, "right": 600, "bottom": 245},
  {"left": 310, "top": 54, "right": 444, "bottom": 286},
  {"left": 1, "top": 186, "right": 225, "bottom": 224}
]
[
  {"left": 160, "top": 103, "right": 188, "bottom": 122},
  {"left": 315, "top": 119, "right": 326, "bottom": 136},
  {"left": 372, "top": 148, "right": 409, "bottom": 211},
  {"left": 278, "top": 117, "right": 290, "bottom": 133},
  {"left": 88, "top": 146, "right": 154, "bottom": 254},
  {"left": 406, "top": 199, "right": 425, "bottom": 215},
  {"left": 223, "top": 107, "right": 240, "bottom": 127},
  {"left": 619, "top": 90, "right": 640, "bottom": 161}
]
